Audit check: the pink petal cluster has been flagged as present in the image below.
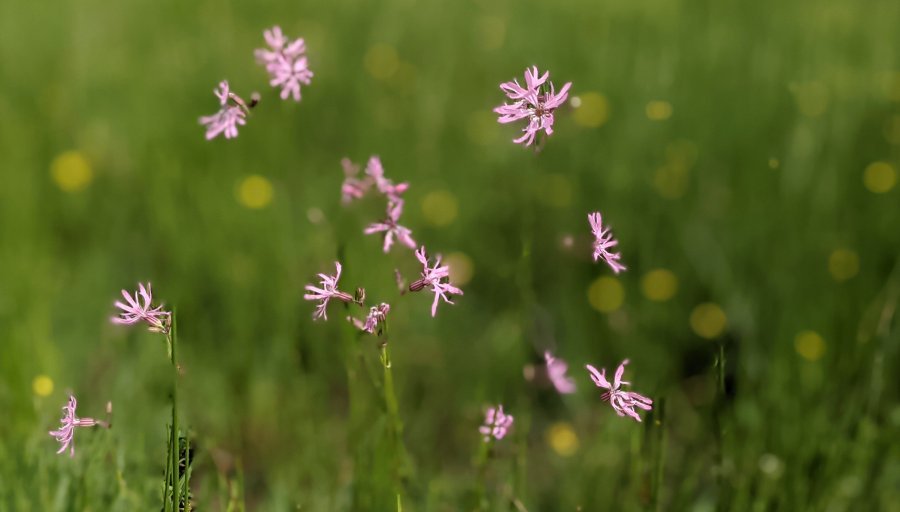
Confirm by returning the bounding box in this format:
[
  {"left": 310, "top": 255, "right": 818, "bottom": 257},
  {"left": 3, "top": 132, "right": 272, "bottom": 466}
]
[
  {"left": 409, "top": 246, "right": 463, "bottom": 317},
  {"left": 255, "top": 26, "right": 313, "bottom": 101},
  {"left": 48, "top": 395, "right": 101, "bottom": 457},
  {"left": 111, "top": 282, "right": 171, "bottom": 334},
  {"left": 544, "top": 351, "right": 576, "bottom": 394},
  {"left": 479, "top": 405, "right": 514, "bottom": 442},
  {"left": 350, "top": 302, "right": 391, "bottom": 334},
  {"left": 586, "top": 359, "right": 653, "bottom": 422},
  {"left": 199, "top": 81, "right": 250, "bottom": 140},
  {"left": 364, "top": 200, "right": 417, "bottom": 253},
  {"left": 303, "top": 262, "right": 354, "bottom": 320},
  {"left": 494, "top": 66, "right": 572, "bottom": 146},
  {"left": 588, "top": 212, "right": 626, "bottom": 273},
  {"left": 339, "top": 156, "right": 409, "bottom": 204}
]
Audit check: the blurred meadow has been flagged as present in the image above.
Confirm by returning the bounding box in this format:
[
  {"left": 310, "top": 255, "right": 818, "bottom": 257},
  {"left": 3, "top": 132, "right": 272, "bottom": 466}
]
[{"left": 1, "top": 0, "right": 900, "bottom": 510}]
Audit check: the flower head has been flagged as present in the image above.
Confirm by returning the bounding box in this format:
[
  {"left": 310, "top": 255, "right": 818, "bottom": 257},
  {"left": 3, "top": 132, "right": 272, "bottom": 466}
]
[
  {"left": 544, "top": 351, "right": 576, "bottom": 394},
  {"left": 199, "top": 81, "right": 252, "bottom": 140},
  {"left": 303, "top": 262, "right": 354, "bottom": 320},
  {"left": 350, "top": 302, "right": 390, "bottom": 334},
  {"left": 479, "top": 405, "right": 514, "bottom": 442},
  {"left": 364, "top": 200, "right": 417, "bottom": 253},
  {"left": 48, "top": 395, "right": 102, "bottom": 457},
  {"left": 365, "top": 156, "right": 409, "bottom": 202},
  {"left": 585, "top": 359, "right": 653, "bottom": 422},
  {"left": 588, "top": 212, "right": 626, "bottom": 273},
  {"left": 494, "top": 66, "right": 571, "bottom": 146},
  {"left": 409, "top": 246, "right": 463, "bottom": 317},
  {"left": 112, "top": 282, "right": 171, "bottom": 334},
  {"left": 256, "top": 26, "right": 313, "bottom": 102},
  {"left": 340, "top": 157, "right": 374, "bottom": 203}
]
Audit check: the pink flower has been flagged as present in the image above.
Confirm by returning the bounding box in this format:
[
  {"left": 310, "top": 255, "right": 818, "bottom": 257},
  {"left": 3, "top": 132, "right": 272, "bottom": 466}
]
[
  {"left": 365, "top": 156, "right": 409, "bottom": 201},
  {"left": 340, "top": 157, "right": 373, "bottom": 204},
  {"left": 303, "top": 262, "right": 354, "bottom": 320},
  {"left": 479, "top": 405, "right": 514, "bottom": 442},
  {"left": 585, "top": 360, "right": 653, "bottom": 422},
  {"left": 364, "top": 200, "right": 417, "bottom": 253},
  {"left": 199, "top": 81, "right": 251, "bottom": 140},
  {"left": 409, "top": 246, "right": 463, "bottom": 317},
  {"left": 588, "top": 212, "right": 626, "bottom": 273},
  {"left": 49, "top": 395, "right": 103, "bottom": 457},
  {"left": 112, "top": 282, "right": 171, "bottom": 334},
  {"left": 544, "top": 351, "right": 576, "bottom": 394},
  {"left": 494, "top": 66, "right": 571, "bottom": 146},
  {"left": 256, "top": 26, "right": 313, "bottom": 102},
  {"left": 350, "top": 302, "right": 390, "bottom": 334}
]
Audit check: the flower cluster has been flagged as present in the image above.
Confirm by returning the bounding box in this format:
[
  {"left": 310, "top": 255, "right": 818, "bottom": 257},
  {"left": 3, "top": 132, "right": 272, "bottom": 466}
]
[
  {"left": 409, "top": 246, "right": 464, "bottom": 317},
  {"left": 342, "top": 156, "right": 417, "bottom": 254},
  {"left": 48, "top": 395, "right": 107, "bottom": 457},
  {"left": 588, "top": 211, "right": 626, "bottom": 273},
  {"left": 199, "top": 81, "right": 257, "bottom": 140},
  {"left": 111, "top": 282, "right": 171, "bottom": 334},
  {"left": 479, "top": 405, "right": 514, "bottom": 442},
  {"left": 255, "top": 26, "right": 313, "bottom": 101},
  {"left": 350, "top": 302, "right": 391, "bottom": 334},
  {"left": 585, "top": 360, "right": 653, "bottom": 422},
  {"left": 494, "top": 66, "right": 571, "bottom": 147}
]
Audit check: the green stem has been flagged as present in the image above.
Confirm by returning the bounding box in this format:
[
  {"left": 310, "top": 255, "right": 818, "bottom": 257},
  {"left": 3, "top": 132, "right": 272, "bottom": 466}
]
[
  {"left": 379, "top": 337, "right": 406, "bottom": 498},
  {"left": 653, "top": 398, "right": 668, "bottom": 512},
  {"left": 474, "top": 439, "right": 491, "bottom": 511},
  {"left": 169, "top": 312, "right": 180, "bottom": 512}
]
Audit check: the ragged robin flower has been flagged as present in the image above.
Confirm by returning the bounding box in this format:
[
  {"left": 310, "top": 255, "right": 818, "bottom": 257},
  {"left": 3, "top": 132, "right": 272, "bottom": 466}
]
[
  {"left": 255, "top": 26, "right": 313, "bottom": 102},
  {"left": 364, "top": 200, "right": 417, "bottom": 253},
  {"left": 111, "top": 282, "right": 171, "bottom": 334},
  {"left": 199, "top": 80, "right": 258, "bottom": 140},
  {"left": 588, "top": 211, "right": 626, "bottom": 274},
  {"left": 544, "top": 351, "right": 576, "bottom": 394},
  {"left": 585, "top": 359, "right": 653, "bottom": 422},
  {"left": 479, "top": 405, "right": 514, "bottom": 442},
  {"left": 409, "top": 246, "right": 463, "bottom": 317},
  {"left": 494, "top": 66, "right": 571, "bottom": 147},
  {"left": 49, "top": 395, "right": 109, "bottom": 457},
  {"left": 303, "top": 262, "right": 355, "bottom": 320}
]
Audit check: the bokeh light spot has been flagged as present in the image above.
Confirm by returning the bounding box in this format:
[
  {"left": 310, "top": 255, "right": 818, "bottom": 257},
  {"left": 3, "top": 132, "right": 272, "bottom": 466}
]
[
  {"left": 421, "top": 190, "right": 458, "bottom": 227},
  {"left": 791, "top": 81, "right": 829, "bottom": 118},
  {"left": 828, "top": 249, "right": 859, "bottom": 282},
  {"left": 444, "top": 252, "right": 473, "bottom": 286},
  {"left": 572, "top": 92, "right": 609, "bottom": 128},
  {"left": 690, "top": 303, "right": 727, "bottom": 339},
  {"left": 33, "top": 375, "right": 54, "bottom": 397},
  {"left": 863, "top": 161, "right": 896, "bottom": 193},
  {"left": 641, "top": 269, "right": 678, "bottom": 301},
  {"left": 364, "top": 44, "right": 399, "bottom": 81},
  {"left": 768, "top": 158, "right": 780, "bottom": 169},
  {"left": 645, "top": 100, "right": 672, "bottom": 121},
  {"left": 51, "top": 151, "right": 93, "bottom": 192},
  {"left": 237, "top": 175, "right": 273, "bottom": 209},
  {"left": 546, "top": 421, "right": 579, "bottom": 457},
  {"left": 535, "top": 173, "right": 572, "bottom": 208},
  {"left": 653, "top": 164, "right": 689, "bottom": 199},
  {"left": 794, "top": 330, "right": 825, "bottom": 361},
  {"left": 588, "top": 277, "right": 624, "bottom": 313}
]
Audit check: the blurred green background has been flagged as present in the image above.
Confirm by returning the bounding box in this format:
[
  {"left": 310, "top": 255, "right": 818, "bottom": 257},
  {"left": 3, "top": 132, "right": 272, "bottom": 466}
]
[{"left": 1, "top": 0, "right": 899, "bottom": 510}]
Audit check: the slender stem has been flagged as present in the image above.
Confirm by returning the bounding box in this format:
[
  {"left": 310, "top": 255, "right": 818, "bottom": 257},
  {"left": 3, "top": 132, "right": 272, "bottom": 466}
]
[
  {"left": 169, "top": 311, "right": 180, "bottom": 512},
  {"left": 474, "top": 439, "right": 491, "bottom": 511},
  {"left": 379, "top": 323, "right": 406, "bottom": 499},
  {"left": 653, "top": 398, "right": 668, "bottom": 512}
]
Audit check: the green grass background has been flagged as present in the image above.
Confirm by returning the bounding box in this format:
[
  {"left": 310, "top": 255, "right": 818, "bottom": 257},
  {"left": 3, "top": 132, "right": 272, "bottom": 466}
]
[{"left": 1, "top": 0, "right": 899, "bottom": 510}]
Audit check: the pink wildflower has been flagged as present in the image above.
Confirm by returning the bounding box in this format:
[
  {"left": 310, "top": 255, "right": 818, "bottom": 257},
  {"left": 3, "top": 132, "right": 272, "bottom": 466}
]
[
  {"left": 585, "top": 359, "right": 653, "bottom": 422},
  {"left": 303, "top": 262, "right": 354, "bottom": 320},
  {"left": 255, "top": 26, "right": 313, "bottom": 101},
  {"left": 479, "top": 405, "right": 514, "bottom": 442},
  {"left": 544, "top": 351, "right": 576, "bottom": 394},
  {"left": 111, "top": 282, "right": 171, "bottom": 334},
  {"left": 494, "top": 66, "right": 571, "bottom": 146},
  {"left": 588, "top": 212, "right": 626, "bottom": 273},
  {"left": 49, "top": 395, "right": 106, "bottom": 457},
  {"left": 350, "top": 302, "right": 390, "bottom": 334},
  {"left": 340, "top": 158, "right": 373, "bottom": 203},
  {"left": 365, "top": 156, "right": 409, "bottom": 201},
  {"left": 364, "top": 200, "right": 417, "bottom": 253},
  {"left": 409, "top": 246, "right": 463, "bottom": 317},
  {"left": 199, "top": 81, "right": 256, "bottom": 140}
]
